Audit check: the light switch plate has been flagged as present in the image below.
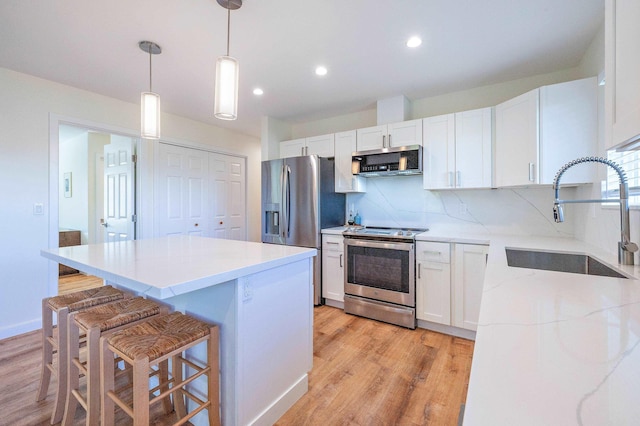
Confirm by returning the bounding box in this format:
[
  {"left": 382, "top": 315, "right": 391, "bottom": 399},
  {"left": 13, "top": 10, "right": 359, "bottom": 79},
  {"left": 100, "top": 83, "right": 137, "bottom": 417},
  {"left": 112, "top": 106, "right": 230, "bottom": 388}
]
[{"left": 33, "top": 203, "right": 44, "bottom": 215}]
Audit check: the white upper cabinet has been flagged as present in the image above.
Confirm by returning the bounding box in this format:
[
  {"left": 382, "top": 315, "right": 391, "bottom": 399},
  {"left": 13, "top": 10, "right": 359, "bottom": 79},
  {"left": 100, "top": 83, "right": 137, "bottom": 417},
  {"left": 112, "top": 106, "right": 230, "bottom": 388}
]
[
  {"left": 280, "top": 134, "right": 335, "bottom": 158},
  {"left": 356, "top": 119, "right": 423, "bottom": 151},
  {"left": 423, "top": 108, "right": 492, "bottom": 190},
  {"left": 280, "top": 138, "right": 306, "bottom": 158},
  {"left": 388, "top": 119, "right": 423, "bottom": 147},
  {"left": 306, "top": 134, "right": 335, "bottom": 157},
  {"left": 495, "top": 77, "right": 597, "bottom": 187},
  {"left": 356, "top": 125, "right": 388, "bottom": 151},
  {"left": 423, "top": 114, "right": 455, "bottom": 189},
  {"left": 605, "top": 0, "right": 640, "bottom": 150},
  {"left": 539, "top": 78, "right": 598, "bottom": 184},
  {"left": 495, "top": 89, "right": 539, "bottom": 187},
  {"left": 334, "top": 130, "right": 366, "bottom": 193}
]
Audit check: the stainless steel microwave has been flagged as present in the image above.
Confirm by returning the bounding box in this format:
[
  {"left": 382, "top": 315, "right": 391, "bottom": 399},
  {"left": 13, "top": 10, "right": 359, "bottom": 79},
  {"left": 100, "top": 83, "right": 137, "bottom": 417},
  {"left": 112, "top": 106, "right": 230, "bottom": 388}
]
[{"left": 351, "top": 145, "right": 423, "bottom": 177}]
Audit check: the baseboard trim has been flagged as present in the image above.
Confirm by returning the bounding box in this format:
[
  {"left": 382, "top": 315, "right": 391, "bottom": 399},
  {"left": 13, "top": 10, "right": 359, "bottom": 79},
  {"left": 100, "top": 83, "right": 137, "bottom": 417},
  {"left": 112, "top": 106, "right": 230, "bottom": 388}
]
[
  {"left": 0, "top": 318, "right": 41, "bottom": 341},
  {"left": 417, "top": 320, "right": 476, "bottom": 340},
  {"left": 249, "top": 374, "right": 309, "bottom": 426}
]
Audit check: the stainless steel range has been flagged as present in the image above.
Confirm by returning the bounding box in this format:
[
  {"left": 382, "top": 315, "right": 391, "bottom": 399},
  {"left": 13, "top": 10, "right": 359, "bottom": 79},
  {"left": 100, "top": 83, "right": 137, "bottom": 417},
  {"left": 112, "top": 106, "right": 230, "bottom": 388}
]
[{"left": 343, "top": 226, "right": 428, "bottom": 329}]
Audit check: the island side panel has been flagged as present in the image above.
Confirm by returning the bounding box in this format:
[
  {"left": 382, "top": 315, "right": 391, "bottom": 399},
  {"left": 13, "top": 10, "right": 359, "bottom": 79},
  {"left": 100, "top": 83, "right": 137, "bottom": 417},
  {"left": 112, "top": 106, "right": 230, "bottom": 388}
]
[
  {"left": 164, "top": 279, "right": 239, "bottom": 426},
  {"left": 164, "top": 257, "right": 313, "bottom": 426},
  {"left": 238, "top": 257, "right": 314, "bottom": 425}
]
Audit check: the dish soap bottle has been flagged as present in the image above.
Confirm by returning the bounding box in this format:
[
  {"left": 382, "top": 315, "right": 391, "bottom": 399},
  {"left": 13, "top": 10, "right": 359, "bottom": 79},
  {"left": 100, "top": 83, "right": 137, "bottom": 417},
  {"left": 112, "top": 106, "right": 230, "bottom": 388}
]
[{"left": 354, "top": 211, "right": 361, "bottom": 226}]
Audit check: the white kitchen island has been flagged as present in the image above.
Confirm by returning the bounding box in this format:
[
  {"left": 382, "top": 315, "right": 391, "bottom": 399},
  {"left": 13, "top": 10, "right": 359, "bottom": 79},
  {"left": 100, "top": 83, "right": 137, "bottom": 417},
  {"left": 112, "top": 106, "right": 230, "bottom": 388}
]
[{"left": 41, "top": 235, "right": 316, "bottom": 426}]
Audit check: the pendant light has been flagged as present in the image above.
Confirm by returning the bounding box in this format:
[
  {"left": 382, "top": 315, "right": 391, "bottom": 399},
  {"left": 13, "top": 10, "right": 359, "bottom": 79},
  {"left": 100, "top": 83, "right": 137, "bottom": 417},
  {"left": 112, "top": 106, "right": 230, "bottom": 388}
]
[
  {"left": 214, "top": 0, "right": 241, "bottom": 121},
  {"left": 139, "top": 40, "right": 162, "bottom": 139}
]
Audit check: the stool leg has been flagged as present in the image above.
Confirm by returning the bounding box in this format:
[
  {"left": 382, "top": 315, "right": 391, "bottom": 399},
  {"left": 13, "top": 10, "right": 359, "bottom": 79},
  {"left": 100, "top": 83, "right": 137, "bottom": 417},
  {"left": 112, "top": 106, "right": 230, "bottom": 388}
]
[
  {"left": 62, "top": 315, "right": 81, "bottom": 426},
  {"left": 86, "top": 326, "right": 102, "bottom": 426},
  {"left": 158, "top": 359, "right": 173, "bottom": 415},
  {"left": 172, "top": 355, "right": 187, "bottom": 419},
  {"left": 35, "top": 299, "right": 52, "bottom": 402},
  {"left": 100, "top": 339, "right": 116, "bottom": 426},
  {"left": 209, "top": 325, "right": 221, "bottom": 426},
  {"left": 52, "top": 308, "right": 70, "bottom": 424},
  {"left": 133, "top": 357, "right": 150, "bottom": 426}
]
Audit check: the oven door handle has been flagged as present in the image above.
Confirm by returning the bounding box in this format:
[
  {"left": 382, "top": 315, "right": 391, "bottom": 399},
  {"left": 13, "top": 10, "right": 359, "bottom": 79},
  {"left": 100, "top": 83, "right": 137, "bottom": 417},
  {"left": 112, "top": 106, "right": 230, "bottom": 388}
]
[{"left": 344, "top": 237, "right": 415, "bottom": 251}]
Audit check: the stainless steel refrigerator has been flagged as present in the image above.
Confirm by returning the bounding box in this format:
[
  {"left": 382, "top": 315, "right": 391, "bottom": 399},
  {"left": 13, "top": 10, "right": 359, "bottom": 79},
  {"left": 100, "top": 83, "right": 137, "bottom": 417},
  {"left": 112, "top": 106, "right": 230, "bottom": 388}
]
[{"left": 262, "top": 155, "right": 346, "bottom": 305}]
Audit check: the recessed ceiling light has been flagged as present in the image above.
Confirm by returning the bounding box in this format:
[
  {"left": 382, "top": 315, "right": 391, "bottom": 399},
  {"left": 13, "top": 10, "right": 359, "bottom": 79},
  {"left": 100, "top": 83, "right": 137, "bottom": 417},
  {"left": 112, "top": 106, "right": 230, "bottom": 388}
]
[
  {"left": 253, "top": 88, "right": 264, "bottom": 95},
  {"left": 406, "top": 36, "right": 422, "bottom": 48},
  {"left": 315, "top": 66, "right": 328, "bottom": 76}
]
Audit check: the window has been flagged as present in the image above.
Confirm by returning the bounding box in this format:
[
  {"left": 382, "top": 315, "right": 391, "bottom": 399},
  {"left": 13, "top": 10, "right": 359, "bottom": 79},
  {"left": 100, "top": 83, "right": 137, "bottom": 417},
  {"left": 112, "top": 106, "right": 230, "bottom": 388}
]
[{"left": 605, "top": 149, "right": 640, "bottom": 206}]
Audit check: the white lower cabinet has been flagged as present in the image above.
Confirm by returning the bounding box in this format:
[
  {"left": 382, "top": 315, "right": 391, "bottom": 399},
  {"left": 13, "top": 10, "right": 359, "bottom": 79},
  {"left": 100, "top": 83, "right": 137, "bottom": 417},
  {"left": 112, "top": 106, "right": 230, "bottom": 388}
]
[
  {"left": 416, "top": 241, "right": 488, "bottom": 332},
  {"left": 416, "top": 241, "right": 451, "bottom": 325},
  {"left": 452, "top": 243, "right": 489, "bottom": 331},
  {"left": 322, "top": 234, "right": 344, "bottom": 302}
]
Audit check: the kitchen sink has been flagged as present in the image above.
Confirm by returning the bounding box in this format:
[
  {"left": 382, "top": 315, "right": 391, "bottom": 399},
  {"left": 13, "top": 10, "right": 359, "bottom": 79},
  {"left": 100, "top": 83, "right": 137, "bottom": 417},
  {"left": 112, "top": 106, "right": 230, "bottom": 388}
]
[{"left": 505, "top": 247, "right": 629, "bottom": 279}]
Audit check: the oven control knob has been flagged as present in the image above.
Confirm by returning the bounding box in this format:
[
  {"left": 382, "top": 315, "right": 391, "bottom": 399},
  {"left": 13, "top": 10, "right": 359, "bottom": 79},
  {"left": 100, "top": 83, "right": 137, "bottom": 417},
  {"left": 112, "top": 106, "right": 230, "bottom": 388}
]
[
  {"left": 406, "top": 231, "right": 412, "bottom": 236},
  {"left": 396, "top": 230, "right": 403, "bottom": 236}
]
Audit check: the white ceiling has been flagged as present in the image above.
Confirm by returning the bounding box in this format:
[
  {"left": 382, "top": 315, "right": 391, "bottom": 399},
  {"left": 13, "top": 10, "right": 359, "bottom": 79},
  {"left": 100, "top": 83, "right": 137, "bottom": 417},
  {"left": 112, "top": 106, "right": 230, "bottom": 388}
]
[{"left": 0, "top": 0, "right": 603, "bottom": 138}]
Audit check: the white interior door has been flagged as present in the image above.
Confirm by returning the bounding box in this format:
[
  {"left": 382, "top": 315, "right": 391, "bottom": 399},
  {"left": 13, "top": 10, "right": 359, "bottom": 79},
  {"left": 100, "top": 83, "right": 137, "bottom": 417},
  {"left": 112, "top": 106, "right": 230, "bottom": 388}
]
[
  {"left": 103, "top": 135, "right": 135, "bottom": 242},
  {"left": 157, "top": 143, "right": 208, "bottom": 237},
  {"left": 209, "top": 153, "right": 246, "bottom": 240}
]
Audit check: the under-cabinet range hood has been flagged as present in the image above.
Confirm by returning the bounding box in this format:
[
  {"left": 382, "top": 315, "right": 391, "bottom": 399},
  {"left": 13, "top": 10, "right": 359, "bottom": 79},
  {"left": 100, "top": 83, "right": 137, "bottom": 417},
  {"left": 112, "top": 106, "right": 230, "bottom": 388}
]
[{"left": 351, "top": 144, "right": 422, "bottom": 177}]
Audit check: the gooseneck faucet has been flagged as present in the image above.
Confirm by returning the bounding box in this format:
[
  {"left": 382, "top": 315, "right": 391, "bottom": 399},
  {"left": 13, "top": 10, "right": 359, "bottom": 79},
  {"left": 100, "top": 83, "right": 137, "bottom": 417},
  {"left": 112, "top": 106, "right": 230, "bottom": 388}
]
[{"left": 553, "top": 156, "right": 638, "bottom": 265}]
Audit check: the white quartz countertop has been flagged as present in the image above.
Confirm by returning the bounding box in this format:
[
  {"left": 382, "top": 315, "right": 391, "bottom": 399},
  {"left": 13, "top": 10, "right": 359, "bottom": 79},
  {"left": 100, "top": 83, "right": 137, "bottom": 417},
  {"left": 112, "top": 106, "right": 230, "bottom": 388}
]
[
  {"left": 321, "top": 225, "right": 640, "bottom": 424},
  {"left": 41, "top": 235, "right": 316, "bottom": 299},
  {"left": 461, "top": 234, "right": 640, "bottom": 425}
]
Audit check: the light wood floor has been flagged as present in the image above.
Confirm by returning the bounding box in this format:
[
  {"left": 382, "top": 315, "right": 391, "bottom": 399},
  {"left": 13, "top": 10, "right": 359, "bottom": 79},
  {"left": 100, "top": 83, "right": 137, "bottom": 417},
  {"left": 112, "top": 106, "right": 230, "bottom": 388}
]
[
  {"left": 276, "top": 306, "right": 474, "bottom": 426},
  {"left": 1, "top": 274, "right": 474, "bottom": 425}
]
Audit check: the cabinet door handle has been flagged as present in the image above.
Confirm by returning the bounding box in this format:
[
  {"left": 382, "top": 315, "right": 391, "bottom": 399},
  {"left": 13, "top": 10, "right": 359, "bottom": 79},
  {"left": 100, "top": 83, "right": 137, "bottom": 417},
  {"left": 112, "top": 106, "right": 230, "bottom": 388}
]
[
  {"left": 327, "top": 241, "right": 339, "bottom": 245},
  {"left": 388, "top": 134, "right": 392, "bottom": 147},
  {"left": 528, "top": 162, "right": 535, "bottom": 182},
  {"left": 418, "top": 262, "right": 421, "bottom": 279},
  {"left": 457, "top": 171, "right": 461, "bottom": 187},
  {"left": 449, "top": 171, "right": 454, "bottom": 187},
  {"left": 382, "top": 134, "right": 386, "bottom": 148},
  {"left": 306, "top": 146, "right": 309, "bottom": 155},
  {"left": 339, "top": 254, "right": 343, "bottom": 268}
]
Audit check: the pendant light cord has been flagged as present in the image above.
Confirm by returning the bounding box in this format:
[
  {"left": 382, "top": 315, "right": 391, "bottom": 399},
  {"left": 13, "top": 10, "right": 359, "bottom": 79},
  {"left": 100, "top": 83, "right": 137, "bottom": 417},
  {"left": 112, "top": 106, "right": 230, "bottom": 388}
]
[
  {"left": 149, "top": 49, "right": 153, "bottom": 92},
  {"left": 226, "top": 0, "right": 231, "bottom": 56}
]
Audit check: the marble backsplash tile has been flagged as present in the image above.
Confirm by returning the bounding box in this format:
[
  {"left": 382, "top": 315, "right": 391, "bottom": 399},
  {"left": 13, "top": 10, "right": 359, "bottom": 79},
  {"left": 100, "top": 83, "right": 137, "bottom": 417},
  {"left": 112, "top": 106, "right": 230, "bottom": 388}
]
[{"left": 346, "top": 175, "right": 576, "bottom": 237}]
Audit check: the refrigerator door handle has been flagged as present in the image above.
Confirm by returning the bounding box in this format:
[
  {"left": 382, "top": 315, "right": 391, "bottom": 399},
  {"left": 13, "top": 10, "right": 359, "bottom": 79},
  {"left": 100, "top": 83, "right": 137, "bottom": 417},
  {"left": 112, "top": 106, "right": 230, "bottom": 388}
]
[
  {"left": 281, "top": 164, "right": 287, "bottom": 239},
  {"left": 285, "top": 165, "right": 291, "bottom": 238}
]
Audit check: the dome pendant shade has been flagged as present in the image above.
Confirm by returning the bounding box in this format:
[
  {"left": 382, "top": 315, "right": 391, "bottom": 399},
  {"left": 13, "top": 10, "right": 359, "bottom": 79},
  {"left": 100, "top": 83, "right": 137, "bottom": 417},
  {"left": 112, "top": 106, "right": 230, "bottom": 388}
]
[
  {"left": 214, "top": 55, "right": 239, "bottom": 120},
  {"left": 141, "top": 92, "right": 161, "bottom": 139}
]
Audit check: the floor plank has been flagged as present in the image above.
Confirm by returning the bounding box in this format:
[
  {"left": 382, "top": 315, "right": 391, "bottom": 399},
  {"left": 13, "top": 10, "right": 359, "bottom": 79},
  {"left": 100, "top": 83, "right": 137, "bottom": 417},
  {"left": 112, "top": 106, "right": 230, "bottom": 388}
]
[{"left": 1, "top": 274, "right": 473, "bottom": 425}]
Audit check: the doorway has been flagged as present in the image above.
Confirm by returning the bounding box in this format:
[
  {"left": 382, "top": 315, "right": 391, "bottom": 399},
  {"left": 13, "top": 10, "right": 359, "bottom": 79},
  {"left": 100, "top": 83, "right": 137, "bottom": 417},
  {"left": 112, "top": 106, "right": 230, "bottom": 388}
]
[{"left": 57, "top": 124, "right": 137, "bottom": 293}]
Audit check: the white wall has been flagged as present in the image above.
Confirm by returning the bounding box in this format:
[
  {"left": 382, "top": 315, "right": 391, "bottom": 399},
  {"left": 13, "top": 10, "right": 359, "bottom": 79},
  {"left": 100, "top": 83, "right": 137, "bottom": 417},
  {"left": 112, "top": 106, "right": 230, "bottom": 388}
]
[
  {"left": 0, "top": 67, "right": 260, "bottom": 339},
  {"left": 59, "top": 131, "right": 89, "bottom": 242}
]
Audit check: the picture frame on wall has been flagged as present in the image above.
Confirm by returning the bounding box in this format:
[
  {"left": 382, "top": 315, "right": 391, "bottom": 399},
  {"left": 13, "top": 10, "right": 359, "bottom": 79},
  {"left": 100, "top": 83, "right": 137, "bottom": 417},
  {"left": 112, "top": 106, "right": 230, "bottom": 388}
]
[{"left": 64, "top": 172, "right": 72, "bottom": 198}]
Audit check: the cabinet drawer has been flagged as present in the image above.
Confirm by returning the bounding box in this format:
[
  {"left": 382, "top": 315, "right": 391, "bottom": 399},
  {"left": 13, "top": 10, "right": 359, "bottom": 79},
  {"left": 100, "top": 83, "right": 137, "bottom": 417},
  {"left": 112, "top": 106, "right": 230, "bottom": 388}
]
[
  {"left": 416, "top": 241, "right": 450, "bottom": 263},
  {"left": 322, "top": 234, "right": 344, "bottom": 251}
]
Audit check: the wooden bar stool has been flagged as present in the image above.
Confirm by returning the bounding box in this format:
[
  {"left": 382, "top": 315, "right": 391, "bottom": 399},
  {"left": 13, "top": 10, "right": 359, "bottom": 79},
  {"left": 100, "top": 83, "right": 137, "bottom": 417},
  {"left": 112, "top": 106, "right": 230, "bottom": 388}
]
[
  {"left": 101, "top": 312, "right": 220, "bottom": 426},
  {"left": 63, "top": 297, "right": 169, "bottom": 426},
  {"left": 36, "top": 285, "right": 130, "bottom": 424}
]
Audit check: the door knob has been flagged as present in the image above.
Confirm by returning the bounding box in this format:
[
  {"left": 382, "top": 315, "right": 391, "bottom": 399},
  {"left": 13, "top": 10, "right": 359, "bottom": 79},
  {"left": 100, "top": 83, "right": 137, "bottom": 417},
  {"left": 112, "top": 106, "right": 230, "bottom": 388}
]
[
  {"left": 100, "top": 222, "right": 109, "bottom": 228},
  {"left": 194, "top": 223, "right": 199, "bottom": 227},
  {"left": 219, "top": 221, "right": 223, "bottom": 225}
]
